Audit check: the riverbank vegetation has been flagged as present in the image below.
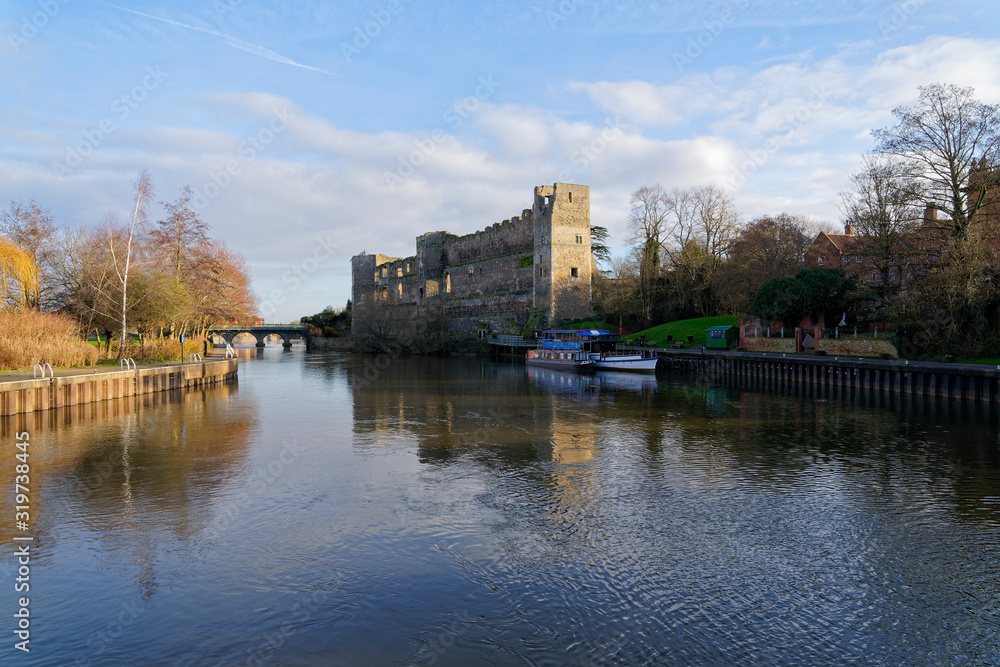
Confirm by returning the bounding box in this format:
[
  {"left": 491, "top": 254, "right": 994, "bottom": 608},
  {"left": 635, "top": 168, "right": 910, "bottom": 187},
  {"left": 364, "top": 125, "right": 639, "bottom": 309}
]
[
  {"left": 1, "top": 170, "right": 257, "bottom": 371},
  {"left": 592, "top": 84, "right": 1000, "bottom": 360},
  {"left": 0, "top": 311, "right": 100, "bottom": 370}
]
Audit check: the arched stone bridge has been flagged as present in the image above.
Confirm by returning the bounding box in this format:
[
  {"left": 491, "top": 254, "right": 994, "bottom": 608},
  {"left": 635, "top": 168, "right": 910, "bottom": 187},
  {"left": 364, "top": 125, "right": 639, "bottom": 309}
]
[{"left": 207, "top": 325, "right": 312, "bottom": 349}]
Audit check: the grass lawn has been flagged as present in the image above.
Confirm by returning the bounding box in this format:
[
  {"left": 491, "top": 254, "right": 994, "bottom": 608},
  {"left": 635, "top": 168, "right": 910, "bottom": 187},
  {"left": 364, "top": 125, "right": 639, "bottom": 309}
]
[{"left": 624, "top": 315, "right": 739, "bottom": 348}]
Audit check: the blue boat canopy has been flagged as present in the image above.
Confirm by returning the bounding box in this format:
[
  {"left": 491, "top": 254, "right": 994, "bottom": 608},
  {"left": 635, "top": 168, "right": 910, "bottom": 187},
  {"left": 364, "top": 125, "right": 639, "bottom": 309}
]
[{"left": 542, "top": 329, "right": 611, "bottom": 336}]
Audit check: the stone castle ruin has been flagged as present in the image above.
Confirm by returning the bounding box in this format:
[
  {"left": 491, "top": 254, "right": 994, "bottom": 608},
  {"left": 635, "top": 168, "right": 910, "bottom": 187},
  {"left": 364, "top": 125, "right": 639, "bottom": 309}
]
[{"left": 351, "top": 182, "right": 593, "bottom": 334}]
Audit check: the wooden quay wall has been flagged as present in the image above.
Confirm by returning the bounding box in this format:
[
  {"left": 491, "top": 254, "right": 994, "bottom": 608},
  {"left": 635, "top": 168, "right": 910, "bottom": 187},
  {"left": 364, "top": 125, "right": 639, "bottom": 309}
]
[{"left": 0, "top": 359, "right": 239, "bottom": 416}]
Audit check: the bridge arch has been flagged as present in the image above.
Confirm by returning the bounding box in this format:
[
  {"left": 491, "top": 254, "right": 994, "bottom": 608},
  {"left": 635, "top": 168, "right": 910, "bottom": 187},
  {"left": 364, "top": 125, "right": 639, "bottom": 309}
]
[{"left": 205, "top": 325, "right": 313, "bottom": 350}]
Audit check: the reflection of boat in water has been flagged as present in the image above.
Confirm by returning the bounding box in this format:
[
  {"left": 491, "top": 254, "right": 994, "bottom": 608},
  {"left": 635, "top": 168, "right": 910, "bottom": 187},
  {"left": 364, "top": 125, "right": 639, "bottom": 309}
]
[
  {"left": 526, "top": 365, "right": 658, "bottom": 394},
  {"left": 526, "top": 329, "right": 659, "bottom": 373},
  {"left": 593, "top": 370, "right": 659, "bottom": 392}
]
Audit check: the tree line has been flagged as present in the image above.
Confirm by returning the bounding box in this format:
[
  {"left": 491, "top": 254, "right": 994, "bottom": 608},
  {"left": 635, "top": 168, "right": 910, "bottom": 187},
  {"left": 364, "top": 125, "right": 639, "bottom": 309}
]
[
  {"left": 2, "top": 169, "right": 257, "bottom": 359},
  {"left": 593, "top": 83, "right": 1000, "bottom": 358}
]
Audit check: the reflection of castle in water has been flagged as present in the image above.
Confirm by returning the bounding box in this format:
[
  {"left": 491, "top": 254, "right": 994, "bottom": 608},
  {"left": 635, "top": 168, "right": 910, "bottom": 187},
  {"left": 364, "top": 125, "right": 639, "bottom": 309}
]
[{"left": 346, "top": 358, "right": 661, "bottom": 464}]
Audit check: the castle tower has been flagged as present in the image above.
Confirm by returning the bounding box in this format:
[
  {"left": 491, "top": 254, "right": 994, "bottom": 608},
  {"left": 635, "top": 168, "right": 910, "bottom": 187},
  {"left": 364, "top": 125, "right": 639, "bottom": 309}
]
[
  {"left": 532, "top": 183, "right": 592, "bottom": 324},
  {"left": 350, "top": 252, "right": 377, "bottom": 329}
]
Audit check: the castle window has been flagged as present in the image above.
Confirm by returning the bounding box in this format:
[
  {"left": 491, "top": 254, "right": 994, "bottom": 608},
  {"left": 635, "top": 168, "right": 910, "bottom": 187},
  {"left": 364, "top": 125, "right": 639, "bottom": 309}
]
[
  {"left": 889, "top": 273, "right": 896, "bottom": 281},
  {"left": 818, "top": 255, "right": 826, "bottom": 266},
  {"left": 397, "top": 283, "right": 402, "bottom": 297},
  {"left": 445, "top": 273, "right": 451, "bottom": 293},
  {"left": 569, "top": 192, "right": 573, "bottom": 203},
  {"left": 856, "top": 255, "right": 861, "bottom": 263},
  {"left": 468, "top": 268, "right": 474, "bottom": 277},
  {"left": 397, "top": 267, "right": 402, "bottom": 277},
  {"left": 419, "top": 287, "right": 424, "bottom": 300},
  {"left": 406, "top": 263, "right": 410, "bottom": 273},
  {"left": 871, "top": 271, "right": 878, "bottom": 281},
  {"left": 571, "top": 267, "right": 579, "bottom": 278},
  {"left": 842, "top": 255, "right": 849, "bottom": 263},
  {"left": 575, "top": 235, "right": 582, "bottom": 244}
]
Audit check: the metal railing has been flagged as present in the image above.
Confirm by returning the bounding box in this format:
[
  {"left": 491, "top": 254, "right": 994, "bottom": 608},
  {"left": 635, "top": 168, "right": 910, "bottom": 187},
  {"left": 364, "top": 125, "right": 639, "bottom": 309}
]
[
  {"left": 488, "top": 335, "right": 534, "bottom": 347},
  {"left": 743, "top": 325, "right": 894, "bottom": 339}
]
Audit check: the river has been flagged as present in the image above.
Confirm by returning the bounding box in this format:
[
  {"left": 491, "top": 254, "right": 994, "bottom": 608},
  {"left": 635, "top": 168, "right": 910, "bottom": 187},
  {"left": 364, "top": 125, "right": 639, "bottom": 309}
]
[{"left": 2, "top": 348, "right": 999, "bottom": 665}]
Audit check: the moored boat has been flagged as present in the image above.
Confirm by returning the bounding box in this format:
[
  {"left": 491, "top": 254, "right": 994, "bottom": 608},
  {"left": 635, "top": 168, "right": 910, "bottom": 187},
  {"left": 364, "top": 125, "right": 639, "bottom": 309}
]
[
  {"left": 527, "top": 329, "right": 659, "bottom": 374},
  {"left": 525, "top": 332, "right": 595, "bottom": 370}
]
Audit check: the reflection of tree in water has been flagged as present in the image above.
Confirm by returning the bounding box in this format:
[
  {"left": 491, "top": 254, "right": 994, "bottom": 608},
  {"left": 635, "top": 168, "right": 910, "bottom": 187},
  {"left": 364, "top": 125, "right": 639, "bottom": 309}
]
[{"left": 0, "top": 384, "right": 257, "bottom": 600}]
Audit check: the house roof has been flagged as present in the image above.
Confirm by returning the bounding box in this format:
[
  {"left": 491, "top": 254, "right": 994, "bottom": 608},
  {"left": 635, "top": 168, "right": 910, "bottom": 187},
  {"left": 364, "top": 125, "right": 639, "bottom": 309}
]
[{"left": 817, "top": 231, "right": 857, "bottom": 251}]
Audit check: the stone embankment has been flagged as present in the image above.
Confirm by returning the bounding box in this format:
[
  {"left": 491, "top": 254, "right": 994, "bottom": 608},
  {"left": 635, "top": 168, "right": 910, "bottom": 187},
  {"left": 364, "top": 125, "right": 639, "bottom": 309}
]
[
  {"left": 0, "top": 358, "right": 239, "bottom": 416},
  {"left": 647, "top": 347, "right": 1000, "bottom": 404}
]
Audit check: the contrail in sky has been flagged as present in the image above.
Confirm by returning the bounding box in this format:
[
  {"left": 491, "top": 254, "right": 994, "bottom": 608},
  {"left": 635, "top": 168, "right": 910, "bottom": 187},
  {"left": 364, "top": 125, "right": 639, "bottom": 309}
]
[{"left": 110, "top": 4, "right": 339, "bottom": 76}]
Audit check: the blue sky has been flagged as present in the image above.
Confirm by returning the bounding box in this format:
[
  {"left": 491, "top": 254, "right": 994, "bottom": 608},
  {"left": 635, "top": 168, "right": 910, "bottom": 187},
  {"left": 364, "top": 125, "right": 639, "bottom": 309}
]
[{"left": 2, "top": 0, "right": 999, "bottom": 320}]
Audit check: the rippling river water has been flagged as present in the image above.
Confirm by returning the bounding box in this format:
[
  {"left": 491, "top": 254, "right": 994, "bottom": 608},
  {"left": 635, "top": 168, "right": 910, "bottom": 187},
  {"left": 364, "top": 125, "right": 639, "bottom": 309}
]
[{"left": 2, "top": 349, "right": 999, "bottom": 666}]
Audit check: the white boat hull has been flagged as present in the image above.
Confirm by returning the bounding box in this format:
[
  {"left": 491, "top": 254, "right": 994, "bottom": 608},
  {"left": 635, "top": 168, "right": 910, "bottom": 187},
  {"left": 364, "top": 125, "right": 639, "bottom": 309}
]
[{"left": 589, "top": 353, "right": 659, "bottom": 374}]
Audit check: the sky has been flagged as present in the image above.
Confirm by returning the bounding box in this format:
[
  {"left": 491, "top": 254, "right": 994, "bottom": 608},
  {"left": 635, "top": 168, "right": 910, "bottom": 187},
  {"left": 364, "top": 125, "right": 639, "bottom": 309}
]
[{"left": 2, "top": 0, "right": 999, "bottom": 321}]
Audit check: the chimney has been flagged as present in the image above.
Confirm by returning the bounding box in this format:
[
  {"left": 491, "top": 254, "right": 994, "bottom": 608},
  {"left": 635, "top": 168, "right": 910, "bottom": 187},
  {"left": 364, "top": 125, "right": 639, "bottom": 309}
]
[
  {"left": 844, "top": 220, "right": 855, "bottom": 235},
  {"left": 924, "top": 204, "right": 937, "bottom": 224}
]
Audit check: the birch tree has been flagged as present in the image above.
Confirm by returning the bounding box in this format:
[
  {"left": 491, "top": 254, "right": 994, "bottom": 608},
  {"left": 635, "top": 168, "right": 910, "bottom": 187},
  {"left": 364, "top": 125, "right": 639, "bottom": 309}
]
[{"left": 108, "top": 169, "right": 153, "bottom": 359}]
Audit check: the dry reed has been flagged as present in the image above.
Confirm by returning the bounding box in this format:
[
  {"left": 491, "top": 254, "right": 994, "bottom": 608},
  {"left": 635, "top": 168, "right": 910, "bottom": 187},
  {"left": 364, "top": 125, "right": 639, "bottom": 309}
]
[{"left": 0, "top": 311, "right": 99, "bottom": 371}]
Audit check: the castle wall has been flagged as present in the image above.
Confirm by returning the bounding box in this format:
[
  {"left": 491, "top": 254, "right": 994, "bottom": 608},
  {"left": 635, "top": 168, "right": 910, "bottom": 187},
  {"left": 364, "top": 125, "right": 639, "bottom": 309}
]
[
  {"left": 352, "top": 183, "right": 590, "bottom": 336},
  {"left": 445, "top": 213, "right": 534, "bottom": 266}
]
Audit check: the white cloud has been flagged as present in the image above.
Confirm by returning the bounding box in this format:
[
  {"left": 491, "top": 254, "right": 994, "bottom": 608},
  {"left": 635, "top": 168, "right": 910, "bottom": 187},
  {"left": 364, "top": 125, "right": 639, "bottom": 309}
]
[{"left": 5, "top": 34, "right": 1000, "bottom": 317}]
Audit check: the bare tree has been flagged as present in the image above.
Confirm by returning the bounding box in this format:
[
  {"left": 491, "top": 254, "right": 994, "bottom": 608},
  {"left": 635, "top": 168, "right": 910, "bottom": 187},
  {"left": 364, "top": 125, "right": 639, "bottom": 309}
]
[
  {"left": 662, "top": 185, "right": 741, "bottom": 316},
  {"left": 593, "top": 254, "right": 639, "bottom": 330},
  {"left": 715, "top": 214, "right": 810, "bottom": 314},
  {"left": 626, "top": 185, "right": 670, "bottom": 323},
  {"left": 626, "top": 185, "right": 668, "bottom": 269},
  {"left": 108, "top": 169, "right": 154, "bottom": 359},
  {"left": 840, "top": 154, "right": 924, "bottom": 298},
  {"left": 152, "top": 185, "right": 210, "bottom": 282},
  {"left": 873, "top": 84, "right": 1000, "bottom": 239}
]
